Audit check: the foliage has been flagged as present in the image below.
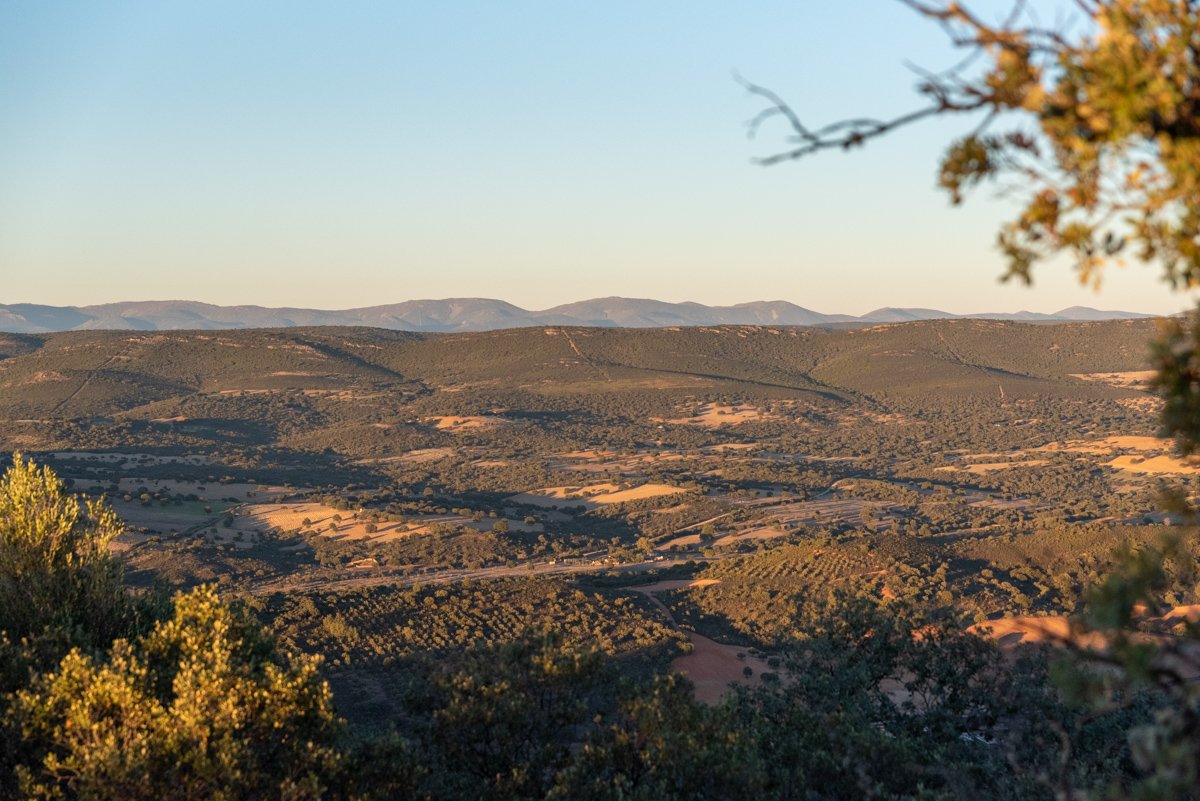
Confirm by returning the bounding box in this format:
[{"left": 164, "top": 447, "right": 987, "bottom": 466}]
[
  {"left": 747, "top": 6, "right": 1200, "bottom": 789},
  {"left": 428, "top": 632, "right": 605, "bottom": 801},
  {"left": 8, "top": 584, "right": 341, "bottom": 801},
  {"left": 0, "top": 453, "right": 129, "bottom": 651},
  {"left": 271, "top": 578, "right": 683, "bottom": 666},
  {"left": 266, "top": 578, "right": 684, "bottom": 726},
  {"left": 748, "top": 0, "right": 1200, "bottom": 289},
  {"left": 0, "top": 449, "right": 1170, "bottom": 800},
  {"left": 547, "top": 674, "right": 765, "bottom": 801},
  {"left": 548, "top": 594, "right": 1139, "bottom": 801},
  {"left": 1038, "top": 530, "right": 1200, "bottom": 801},
  {"left": 1153, "top": 313, "right": 1200, "bottom": 453}
]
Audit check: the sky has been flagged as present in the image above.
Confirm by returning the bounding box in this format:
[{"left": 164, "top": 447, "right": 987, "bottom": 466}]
[{"left": 0, "top": 1, "right": 1193, "bottom": 316}]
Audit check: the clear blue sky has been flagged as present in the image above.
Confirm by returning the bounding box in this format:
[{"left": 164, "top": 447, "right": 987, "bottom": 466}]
[{"left": 0, "top": 1, "right": 1191, "bottom": 314}]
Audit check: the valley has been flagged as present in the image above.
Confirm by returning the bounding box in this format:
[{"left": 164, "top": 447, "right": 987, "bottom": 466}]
[{"left": 1, "top": 318, "right": 1194, "bottom": 724}]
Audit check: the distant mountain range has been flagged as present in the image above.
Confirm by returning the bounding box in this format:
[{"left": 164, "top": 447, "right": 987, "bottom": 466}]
[{"left": 0, "top": 298, "right": 1156, "bottom": 334}]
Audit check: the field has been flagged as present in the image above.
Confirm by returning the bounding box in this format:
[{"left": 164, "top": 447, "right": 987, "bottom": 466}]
[{"left": 1, "top": 319, "right": 1194, "bottom": 719}]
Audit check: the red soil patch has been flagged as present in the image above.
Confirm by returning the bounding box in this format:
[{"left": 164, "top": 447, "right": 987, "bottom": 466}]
[{"left": 672, "top": 634, "right": 774, "bottom": 704}]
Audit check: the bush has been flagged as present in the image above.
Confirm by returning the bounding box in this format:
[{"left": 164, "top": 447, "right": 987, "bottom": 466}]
[
  {"left": 10, "top": 586, "right": 341, "bottom": 800},
  {"left": 0, "top": 454, "right": 128, "bottom": 649}
]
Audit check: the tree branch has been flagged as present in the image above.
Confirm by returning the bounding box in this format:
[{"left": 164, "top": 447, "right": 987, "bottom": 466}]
[{"left": 738, "top": 73, "right": 990, "bottom": 166}]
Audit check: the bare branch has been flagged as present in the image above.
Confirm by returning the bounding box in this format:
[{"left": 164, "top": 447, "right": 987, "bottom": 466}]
[
  {"left": 753, "top": 102, "right": 989, "bottom": 166},
  {"left": 734, "top": 72, "right": 819, "bottom": 145}
]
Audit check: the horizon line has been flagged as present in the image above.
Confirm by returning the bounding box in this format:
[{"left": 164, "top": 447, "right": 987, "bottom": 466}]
[{"left": 0, "top": 295, "right": 1184, "bottom": 319}]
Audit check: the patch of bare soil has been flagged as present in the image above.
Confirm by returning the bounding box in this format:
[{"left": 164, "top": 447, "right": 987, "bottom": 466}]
[
  {"left": 656, "top": 403, "right": 774, "bottom": 428},
  {"left": 1107, "top": 453, "right": 1200, "bottom": 475},
  {"left": 1070, "top": 370, "right": 1157, "bottom": 391},
  {"left": 672, "top": 634, "right": 774, "bottom": 704},
  {"left": 966, "top": 615, "right": 1156, "bottom": 652},
  {"left": 1036, "top": 436, "right": 1172, "bottom": 455},
  {"left": 240, "top": 502, "right": 412, "bottom": 541},
  {"left": 657, "top": 533, "right": 702, "bottom": 550},
  {"left": 714, "top": 526, "right": 790, "bottom": 546},
  {"left": 936, "top": 460, "right": 1049, "bottom": 474},
  {"left": 506, "top": 483, "right": 686, "bottom": 509},
  {"left": 427, "top": 415, "right": 511, "bottom": 431}
]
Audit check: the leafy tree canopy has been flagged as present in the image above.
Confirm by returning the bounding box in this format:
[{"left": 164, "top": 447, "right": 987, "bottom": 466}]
[
  {"left": 9, "top": 585, "right": 340, "bottom": 801},
  {"left": 0, "top": 453, "right": 124, "bottom": 643},
  {"left": 747, "top": 0, "right": 1200, "bottom": 289}
]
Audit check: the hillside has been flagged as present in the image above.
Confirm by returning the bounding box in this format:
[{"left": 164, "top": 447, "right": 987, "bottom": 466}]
[{"left": 0, "top": 320, "right": 1155, "bottom": 421}]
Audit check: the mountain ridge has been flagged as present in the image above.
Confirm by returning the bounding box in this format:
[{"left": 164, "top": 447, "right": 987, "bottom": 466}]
[{"left": 0, "top": 297, "right": 1156, "bottom": 334}]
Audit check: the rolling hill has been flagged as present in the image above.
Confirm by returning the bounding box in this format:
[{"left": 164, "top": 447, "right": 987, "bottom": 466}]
[{"left": 0, "top": 319, "right": 1159, "bottom": 422}]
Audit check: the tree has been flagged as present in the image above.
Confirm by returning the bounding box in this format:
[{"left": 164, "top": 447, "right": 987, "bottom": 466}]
[
  {"left": 0, "top": 453, "right": 157, "bottom": 715},
  {"left": 430, "top": 631, "right": 603, "bottom": 800},
  {"left": 0, "top": 455, "right": 158, "bottom": 796},
  {"left": 9, "top": 585, "right": 341, "bottom": 801},
  {"left": 548, "top": 674, "right": 765, "bottom": 801},
  {"left": 0, "top": 454, "right": 128, "bottom": 649},
  {"left": 744, "top": 7, "right": 1200, "bottom": 792},
  {"left": 745, "top": 0, "right": 1200, "bottom": 289}
]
